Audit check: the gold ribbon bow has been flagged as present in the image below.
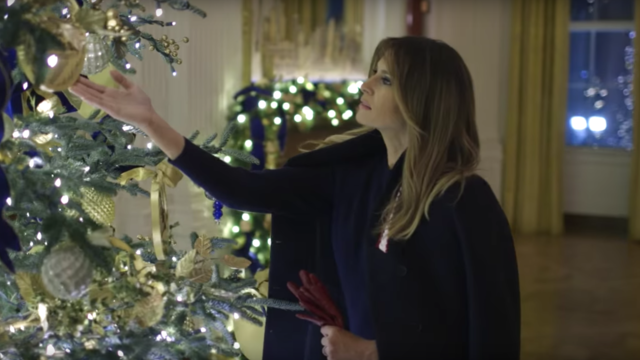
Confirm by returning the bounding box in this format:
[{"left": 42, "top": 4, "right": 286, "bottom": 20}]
[{"left": 117, "top": 160, "right": 183, "bottom": 260}]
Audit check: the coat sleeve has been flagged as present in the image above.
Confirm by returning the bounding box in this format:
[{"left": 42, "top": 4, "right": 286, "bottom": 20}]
[
  {"left": 168, "top": 139, "right": 333, "bottom": 215},
  {"left": 452, "top": 177, "right": 521, "bottom": 359}
]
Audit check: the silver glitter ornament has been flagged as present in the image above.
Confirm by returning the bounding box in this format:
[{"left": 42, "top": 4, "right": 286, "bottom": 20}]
[
  {"left": 41, "top": 244, "right": 93, "bottom": 301},
  {"left": 82, "top": 34, "right": 112, "bottom": 75}
]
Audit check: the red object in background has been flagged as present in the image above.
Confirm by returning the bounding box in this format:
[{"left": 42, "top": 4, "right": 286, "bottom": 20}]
[
  {"left": 406, "top": 0, "right": 430, "bottom": 36},
  {"left": 287, "top": 270, "right": 345, "bottom": 328}
]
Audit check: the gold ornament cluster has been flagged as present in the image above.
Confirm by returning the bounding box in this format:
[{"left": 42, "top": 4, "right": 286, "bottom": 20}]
[
  {"left": 150, "top": 35, "right": 189, "bottom": 65},
  {"left": 105, "top": 8, "right": 132, "bottom": 42}
]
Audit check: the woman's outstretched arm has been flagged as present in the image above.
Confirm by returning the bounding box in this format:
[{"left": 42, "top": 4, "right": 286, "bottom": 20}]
[
  {"left": 168, "top": 136, "right": 332, "bottom": 214},
  {"left": 70, "top": 71, "right": 333, "bottom": 215}
]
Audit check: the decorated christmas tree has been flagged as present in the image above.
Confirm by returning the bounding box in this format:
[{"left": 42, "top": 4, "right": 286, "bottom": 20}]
[
  {"left": 0, "top": 1, "right": 298, "bottom": 359},
  {"left": 222, "top": 78, "right": 363, "bottom": 270}
]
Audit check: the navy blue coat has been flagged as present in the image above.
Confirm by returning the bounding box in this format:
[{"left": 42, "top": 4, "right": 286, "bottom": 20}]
[{"left": 171, "top": 130, "right": 520, "bottom": 360}]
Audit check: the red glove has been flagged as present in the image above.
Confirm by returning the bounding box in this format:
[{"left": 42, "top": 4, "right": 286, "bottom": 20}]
[{"left": 287, "top": 270, "right": 344, "bottom": 328}]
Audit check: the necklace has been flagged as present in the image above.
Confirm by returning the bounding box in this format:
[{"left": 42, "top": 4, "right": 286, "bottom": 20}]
[{"left": 376, "top": 186, "right": 402, "bottom": 253}]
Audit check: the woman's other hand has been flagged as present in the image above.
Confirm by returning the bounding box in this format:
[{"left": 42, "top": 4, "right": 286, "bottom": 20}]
[
  {"left": 69, "top": 70, "right": 156, "bottom": 131},
  {"left": 320, "top": 326, "right": 378, "bottom": 360}
]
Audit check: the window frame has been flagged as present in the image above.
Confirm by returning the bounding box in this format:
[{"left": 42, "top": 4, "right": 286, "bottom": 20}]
[
  {"left": 567, "top": 18, "right": 635, "bottom": 150},
  {"left": 564, "top": 2, "right": 634, "bottom": 218}
]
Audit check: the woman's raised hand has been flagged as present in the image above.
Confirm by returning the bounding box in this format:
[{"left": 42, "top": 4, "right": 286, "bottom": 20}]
[
  {"left": 70, "top": 70, "right": 186, "bottom": 159},
  {"left": 69, "top": 70, "right": 156, "bottom": 130}
]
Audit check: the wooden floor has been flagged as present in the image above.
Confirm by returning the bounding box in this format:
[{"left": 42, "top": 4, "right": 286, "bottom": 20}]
[{"left": 517, "top": 232, "right": 640, "bottom": 360}]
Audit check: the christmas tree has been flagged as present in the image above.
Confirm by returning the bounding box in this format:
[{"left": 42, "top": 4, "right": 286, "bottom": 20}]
[
  {"left": 223, "top": 78, "right": 363, "bottom": 270},
  {"left": 0, "top": 1, "right": 299, "bottom": 359}
]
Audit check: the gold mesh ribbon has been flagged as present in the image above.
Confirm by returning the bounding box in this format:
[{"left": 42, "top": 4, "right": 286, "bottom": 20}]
[
  {"left": 79, "top": 187, "right": 115, "bottom": 226},
  {"left": 117, "top": 161, "right": 183, "bottom": 260}
]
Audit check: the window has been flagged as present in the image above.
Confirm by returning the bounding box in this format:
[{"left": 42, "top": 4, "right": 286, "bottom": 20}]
[{"left": 567, "top": 0, "right": 635, "bottom": 149}]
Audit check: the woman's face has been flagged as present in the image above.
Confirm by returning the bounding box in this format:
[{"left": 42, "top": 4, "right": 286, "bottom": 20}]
[{"left": 356, "top": 57, "right": 405, "bottom": 131}]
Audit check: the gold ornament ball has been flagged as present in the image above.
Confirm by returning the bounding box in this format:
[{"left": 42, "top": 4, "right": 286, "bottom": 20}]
[
  {"left": 175, "top": 59, "right": 183, "bottom": 65},
  {"left": 161, "top": 35, "right": 168, "bottom": 41},
  {"left": 149, "top": 46, "right": 155, "bottom": 52},
  {"left": 133, "top": 292, "right": 165, "bottom": 328},
  {"left": 41, "top": 244, "right": 94, "bottom": 301},
  {"left": 106, "top": 19, "right": 119, "bottom": 29},
  {"left": 170, "top": 51, "right": 178, "bottom": 58},
  {"left": 172, "top": 44, "right": 180, "bottom": 51},
  {"left": 114, "top": 25, "right": 122, "bottom": 32},
  {"left": 169, "top": 39, "right": 176, "bottom": 45},
  {"left": 80, "top": 187, "right": 115, "bottom": 226},
  {"left": 106, "top": 8, "right": 119, "bottom": 20},
  {"left": 182, "top": 37, "right": 189, "bottom": 43},
  {"left": 233, "top": 317, "right": 265, "bottom": 360}
]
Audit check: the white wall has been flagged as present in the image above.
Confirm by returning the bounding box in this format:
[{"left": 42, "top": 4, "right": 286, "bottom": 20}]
[
  {"left": 426, "top": 0, "right": 512, "bottom": 201},
  {"left": 361, "top": 0, "right": 407, "bottom": 70},
  {"left": 114, "top": 1, "right": 243, "bottom": 248}
]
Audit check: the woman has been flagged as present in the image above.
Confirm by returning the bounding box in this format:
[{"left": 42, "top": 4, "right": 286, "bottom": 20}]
[{"left": 71, "top": 36, "right": 520, "bottom": 360}]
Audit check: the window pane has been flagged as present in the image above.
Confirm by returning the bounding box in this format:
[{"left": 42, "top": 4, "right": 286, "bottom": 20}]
[
  {"left": 571, "top": 0, "right": 634, "bottom": 21},
  {"left": 566, "top": 30, "right": 634, "bottom": 149},
  {"left": 568, "top": 32, "right": 590, "bottom": 84}
]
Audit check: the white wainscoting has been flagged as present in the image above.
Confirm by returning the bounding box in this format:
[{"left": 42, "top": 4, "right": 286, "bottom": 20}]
[{"left": 563, "top": 148, "right": 631, "bottom": 217}]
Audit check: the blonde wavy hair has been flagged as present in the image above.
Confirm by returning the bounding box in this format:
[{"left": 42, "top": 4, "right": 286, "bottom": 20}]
[{"left": 306, "top": 37, "right": 479, "bottom": 241}]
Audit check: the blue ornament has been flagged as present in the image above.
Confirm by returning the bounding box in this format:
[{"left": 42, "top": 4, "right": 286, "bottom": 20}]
[
  {"left": 205, "top": 192, "right": 224, "bottom": 223},
  {"left": 213, "top": 200, "right": 223, "bottom": 223}
]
